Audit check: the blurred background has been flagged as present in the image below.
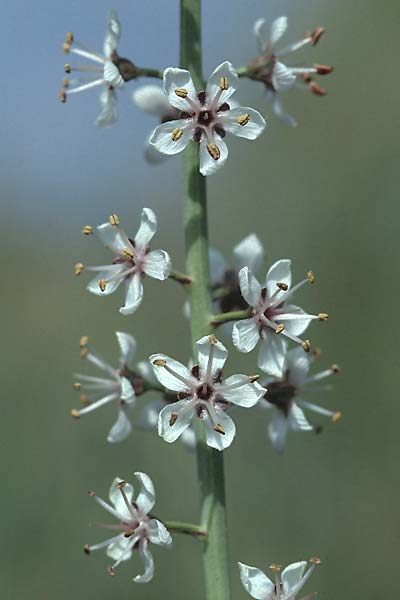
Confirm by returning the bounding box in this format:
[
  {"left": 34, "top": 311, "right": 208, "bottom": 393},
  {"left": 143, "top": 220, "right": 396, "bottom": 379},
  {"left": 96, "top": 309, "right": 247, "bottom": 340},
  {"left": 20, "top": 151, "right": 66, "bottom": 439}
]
[{"left": 2, "top": 0, "right": 399, "bottom": 598}]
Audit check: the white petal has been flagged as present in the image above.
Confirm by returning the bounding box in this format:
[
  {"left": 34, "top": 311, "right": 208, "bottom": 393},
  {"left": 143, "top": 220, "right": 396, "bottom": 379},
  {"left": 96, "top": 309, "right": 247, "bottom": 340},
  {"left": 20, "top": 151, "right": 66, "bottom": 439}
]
[
  {"left": 257, "top": 334, "right": 287, "bottom": 377},
  {"left": 147, "top": 518, "right": 172, "bottom": 546},
  {"left": 96, "top": 88, "right": 118, "bottom": 128},
  {"left": 218, "top": 375, "right": 265, "bottom": 407},
  {"left": 232, "top": 318, "right": 260, "bottom": 353},
  {"left": 95, "top": 222, "right": 132, "bottom": 254},
  {"left": 218, "top": 107, "right": 266, "bottom": 140},
  {"left": 103, "top": 9, "right": 121, "bottom": 56},
  {"left": 196, "top": 335, "right": 228, "bottom": 379},
  {"left": 289, "top": 402, "right": 313, "bottom": 432},
  {"left": 199, "top": 135, "right": 228, "bottom": 176},
  {"left": 134, "top": 541, "right": 154, "bottom": 583},
  {"left": 239, "top": 266, "right": 262, "bottom": 307},
  {"left": 278, "top": 304, "right": 314, "bottom": 336},
  {"left": 204, "top": 408, "right": 236, "bottom": 450},
  {"left": 209, "top": 247, "right": 228, "bottom": 283},
  {"left": 206, "top": 61, "right": 238, "bottom": 106},
  {"left": 143, "top": 249, "right": 172, "bottom": 280},
  {"left": 106, "top": 535, "right": 133, "bottom": 562},
  {"left": 149, "top": 119, "right": 193, "bottom": 155},
  {"left": 234, "top": 234, "right": 264, "bottom": 273},
  {"left": 132, "top": 85, "right": 172, "bottom": 116},
  {"left": 137, "top": 360, "right": 158, "bottom": 385},
  {"left": 272, "top": 61, "right": 296, "bottom": 92},
  {"left": 109, "top": 477, "right": 134, "bottom": 520},
  {"left": 282, "top": 561, "right": 307, "bottom": 593},
  {"left": 180, "top": 426, "right": 196, "bottom": 449},
  {"left": 270, "top": 16, "right": 288, "bottom": 46},
  {"left": 266, "top": 259, "right": 292, "bottom": 298},
  {"left": 116, "top": 331, "right": 136, "bottom": 367},
  {"left": 253, "top": 18, "right": 270, "bottom": 54},
  {"left": 268, "top": 412, "right": 289, "bottom": 453},
  {"left": 135, "top": 207, "right": 157, "bottom": 248},
  {"left": 273, "top": 95, "right": 297, "bottom": 127},
  {"left": 107, "top": 406, "right": 132, "bottom": 443},
  {"left": 158, "top": 400, "right": 195, "bottom": 443},
  {"left": 134, "top": 471, "right": 155, "bottom": 514},
  {"left": 103, "top": 60, "right": 124, "bottom": 88},
  {"left": 87, "top": 266, "right": 124, "bottom": 295},
  {"left": 140, "top": 399, "right": 163, "bottom": 431},
  {"left": 119, "top": 273, "right": 143, "bottom": 316},
  {"left": 285, "top": 347, "right": 310, "bottom": 386},
  {"left": 163, "top": 67, "right": 198, "bottom": 111},
  {"left": 238, "top": 562, "right": 274, "bottom": 599},
  {"left": 120, "top": 377, "right": 135, "bottom": 403},
  {"left": 150, "top": 354, "right": 195, "bottom": 392},
  {"left": 144, "top": 137, "right": 169, "bottom": 163}
]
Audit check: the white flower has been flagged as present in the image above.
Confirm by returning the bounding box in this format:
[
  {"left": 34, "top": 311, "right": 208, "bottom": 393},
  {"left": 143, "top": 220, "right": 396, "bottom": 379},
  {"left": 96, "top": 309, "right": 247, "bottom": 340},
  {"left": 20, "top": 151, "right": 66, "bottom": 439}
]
[
  {"left": 261, "top": 347, "right": 341, "bottom": 453},
  {"left": 250, "top": 16, "right": 332, "bottom": 126},
  {"left": 148, "top": 62, "right": 266, "bottom": 176},
  {"left": 150, "top": 335, "right": 266, "bottom": 450},
  {"left": 60, "top": 11, "right": 133, "bottom": 127},
  {"left": 71, "top": 332, "right": 139, "bottom": 442},
  {"left": 232, "top": 260, "right": 327, "bottom": 378},
  {"left": 85, "top": 473, "right": 172, "bottom": 582},
  {"left": 83, "top": 209, "right": 171, "bottom": 315},
  {"left": 238, "top": 559, "right": 320, "bottom": 600}
]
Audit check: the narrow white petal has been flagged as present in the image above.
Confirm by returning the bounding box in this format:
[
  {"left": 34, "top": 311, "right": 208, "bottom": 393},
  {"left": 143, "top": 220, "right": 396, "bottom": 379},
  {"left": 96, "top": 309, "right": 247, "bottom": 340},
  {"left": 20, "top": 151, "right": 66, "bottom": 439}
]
[
  {"left": 273, "top": 95, "right": 298, "bottom": 127},
  {"left": 134, "top": 541, "right": 154, "bottom": 583},
  {"left": 87, "top": 267, "right": 124, "bottom": 295},
  {"left": 109, "top": 477, "right": 135, "bottom": 520},
  {"left": 234, "top": 234, "right": 264, "bottom": 273},
  {"left": 238, "top": 562, "right": 274, "bottom": 599},
  {"left": 116, "top": 331, "right": 136, "bottom": 367},
  {"left": 199, "top": 135, "right": 228, "bottom": 176},
  {"left": 163, "top": 67, "right": 198, "bottom": 110},
  {"left": 143, "top": 249, "right": 172, "bottom": 280},
  {"left": 253, "top": 18, "right": 270, "bottom": 54},
  {"left": 218, "top": 107, "right": 266, "bottom": 140},
  {"left": 95, "top": 222, "right": 132, "bottom": 254},
  {"left": 132, "top": 85, "right": 173, "bottom": 116},
  {"left": 147, "top": 518, "right": 172, "bottom": 546},
  {"left": 257, "top": 334, "right": 287, "bottom": 377},
  {"left": 136, "top": 360, "right": 158, "bottom": 385},
  {"left": 270, "top": 16, "right": 288, "bottom": 46},
  {"left": 107, "top": 406, "right": 132, "bottom": 443},
  {"left": 119, "top": 273, "right": 143, "bottom": 316},
  {"left": 106, "top": 535, "right": 133, "bottom": 562},
  {"left": 282, "top": 561, "right": 307, "bottom": 593},
  {"left": 196, "top": 335, "right": 228, "bottom": 379},
  {"left": 144, "top": 137, "right": 169, "bottom": 163},
  {"left": 289, "top": 403, "right": 313, "bottom": 431},
  {"left": 140, "top": 399, "right": 163, "bottom": 431},
  {"left": 134, "top": 207, "right": 157, "bottom": 248},
  {"left": 134, "top": 471, "right": 155, "bottom": 514},
  {"left": 232, "top": 318, "right": 260, "bottom": 353},
  {"left": 285, "top": 347, "right": 310, "bottom": 386},
  {"left": 206, "top": 61, "right": 238, "bottom": 107},
  {"left": 158, "top": 400, "right": 195, "bottom": 443},
  {"left": 268, "top": 412, "right": 289, "bottom": 453},
  {"left": 278, "top": 304, "right": 313, "bottom": 336},
  {"left": 209, "top": 247, "right": 228, "bottom": 283},
  {"left": 204, "top": 408, "right": 236, "bottom": 450},
  {"left": 120, "top": 377, "right": 135, "bottom": 403},
  {"left": 266, "top": 259, "right": 292, "bottom": 298},
  {"left": 218, "top": 375, "right": 265, "bottom": 407},
  {"left": 103, "top": 9, "right": 121, "bottom": 56},
  {"left": 150, "top": 354, "right": 196, "bottom": 392},
  {"left": 103, "top": 60, "right": 124, "bottom": 88},
  {"left": 272, "top": 61, "right": 296, "bottom": 92},
  {"left": 96, "top": 88, "right": 118, "bottom": 128},
  {"left": 149, "top": 119, "right": 193, "bottom": 155},
  {"left": 239, "top": 266, "right": 262, "bottom": 306}
]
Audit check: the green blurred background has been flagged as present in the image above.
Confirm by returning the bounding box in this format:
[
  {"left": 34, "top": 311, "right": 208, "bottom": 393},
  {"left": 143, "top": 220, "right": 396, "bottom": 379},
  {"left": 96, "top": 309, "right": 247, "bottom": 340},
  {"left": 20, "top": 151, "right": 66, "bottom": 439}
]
[{"left": 2, "top": 0, "right": 399, "bottom": 598}]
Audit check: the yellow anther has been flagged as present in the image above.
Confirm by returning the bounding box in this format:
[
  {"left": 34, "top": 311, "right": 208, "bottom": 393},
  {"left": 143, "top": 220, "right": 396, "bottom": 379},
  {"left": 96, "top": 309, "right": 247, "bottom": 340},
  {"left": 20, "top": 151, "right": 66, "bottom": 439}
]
[
  {"left": 122, "top": 248, "right": 134, "bottom": 260},
  {"left": 175, "top": 87, "right": 188, "bottom": 98},
  {"left": 59, "top": 88, "right": 67, "bottom": 103},
  {"left": 318, "top": 312, "right": 329, "bottom": 321},
  {"left": 207, "top": 143, "right": 220, "bottom": 161},
  {"left": 276, "top": 282, "right": 288, "bottom": 291},
  {"left": 83, "top": 544, "right": 90, "bottom": 555},
  {"left": 248, "top": 374, "right": 260, "bottom": 383},
  {"left": 73, "top": 382, "right": 81, "bottom": 391},
  {"left": 64, "top": 63, "right": 71, "bottom": 74},
  {"left": 98, "top": 279, "right": 107, "bottom": 292},
  {"left": 82, "top": 225, "right": 92, "bottom": 235},
  {"left": 275, "top": 324, "right": 285, "bottom": 335},
  {"left": 62, "top": 42, "right": 71, "bottom": 53},
  {"left": 208, "top": 334, "right": 218, "bottom": 345},
  {"left": 153, "top": 359, "right": 167, "bottom": 367},
  {"left": 306, "top": 270, "right": 315, "bottom": 283},
  {"left": 79, "top": 394, "right": 90, "bottom": 405},
  {"left": 80, "top": 347, "right": 89, "bottom": 359},
  {"left": 171, "top": 127, "right": 184, "bottom": 141},
  {"left": 309, "top": 557, "right": 322, "bottom": 565},
  {"left": 74, "top": 262, "right": 84, "bottom": 276},
  {"left": 70, "top": 409, "right": 80, "bottom": 419},
  {"left": 301, "top": 339, "right": 311, "bottom": 353},
  {"left": 109, "top": 213, "right": 119, "bottom": 226},
  {"left": 62, "top": 77, "right": 70, "bottom": 88},
  {"left": 219, "top": 76, "right": 229, "bottom": 90},
  {"left": 332, "top": 411, "right": 342, "bottom": 423},
  {"left": 237, "top": 113, "right": 250, "bottom": 126},
  {"left": 214, "top": 423, "right": 225, "bottom": 435},
  {"left": 331, "top": 364, "right": 340, "bottom": 373},
  {"left": 80, "top": 336, "right": 89, "bottom": 347},
  {"left": 169, "top": 413, "right": 178, "bottom": 426},
  {"left": 117, "top": 480, "right": 127, "bottom": 489},
  {"left": 269, "top": 564, "right": 282, "bottom": 572},
  {"left": 65, "top": 32, "right": 74, "bottom": 44}
]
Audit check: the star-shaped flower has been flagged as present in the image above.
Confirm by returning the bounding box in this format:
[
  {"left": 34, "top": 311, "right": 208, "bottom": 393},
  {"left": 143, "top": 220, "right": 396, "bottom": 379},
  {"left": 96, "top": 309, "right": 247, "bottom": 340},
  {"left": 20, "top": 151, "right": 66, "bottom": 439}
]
[
  {"left": 79, "top": 209, "right": 171, "bottom": 315},
  {"left": 149, "top": 61, "right": 266, "bottom": 176},
  {"left": 150, "top": 335, "right": 266, "bottom": 450},
  {"left": 71, "top": 332, "right": 142, "bottom": 442},
  {"left": 85, "top": 472, "right": 172, "bottom": 582},
  {"left": 239, "top": 559, "right": 321, "bottom": 600},
  {"left": 60, "top": 11, "right": 136, "bottom": 127},
  {"left": 248, "top": 16, "right": 333, "bottom": 127},
  {"left": 232, "top": 260, "right": 328, "bottom": 378},
  {"left": 261, "top": 347, "right": 341, "bottom": 452}
]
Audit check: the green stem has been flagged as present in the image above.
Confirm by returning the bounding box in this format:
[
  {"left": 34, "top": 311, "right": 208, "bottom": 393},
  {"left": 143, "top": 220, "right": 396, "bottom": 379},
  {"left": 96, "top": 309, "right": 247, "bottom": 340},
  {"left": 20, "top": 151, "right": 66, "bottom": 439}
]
[
  {"left": 169, "top": 269, "right": 192, "bottom": 285},
  {"left": 211, "top": 308, "right": 252, "bottom": 326},
  {"left": 180, "top": 2, "right": 231, "bottom": 599},
  {"left": 135, "top": 66, "right": 163, "bottom": 79},
  {"left": 164, "top": 520, "right": 207, "bottom": 538}
]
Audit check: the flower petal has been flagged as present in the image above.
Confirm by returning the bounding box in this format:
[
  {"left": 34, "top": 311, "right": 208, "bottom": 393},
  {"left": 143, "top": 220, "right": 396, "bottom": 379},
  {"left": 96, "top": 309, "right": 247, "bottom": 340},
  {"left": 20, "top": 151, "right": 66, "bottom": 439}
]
[
  {"left": 278, "top": 304, "right": 315, "bottom": 336},
  {"left": 103, "top": 9, "right": 121, "bottom": 56},
  {"left": 253, "top": 18, "right": 270, "bottom": 54},
  {"left": 147, "top": 518, "right": 172, "bottom": 546},
  {"left": 239, "top": 266, "right": 262, "bottom": 307},
  {"left": 87, "top": 266, "right": 124, "bottom": 295},
  {"left": 196, "top": 335, "right": 228, "bottom": 379},
  {"left": 289, "top": 402, "right": 313, "bottom": 431},
  {"left": 285, "top": 347, "right": 310, "bottom": 386},
  {"left": 134, "top": 207, "right": 157, "bottom": 248},
  {"left": 134, "top": 471, "right": 155, "bottom": 514},
  {"left": 106, "top": 535, "right": 133, "bottom": 562},
  {"left": 103, "top": 60, "right": 124, "bottom": 88},
  {"left": 206, "top": 61, "right": 238, "bottom": 107},
  {"left": 144, "top": 137, "right": 169, "bottom": 163},
  {"left": 199, "top": 135, "right": 228, "bottom": 176},
  {"left": 163, "top": 67, "right": 198, "bottom": 110},
  {"left": 268, "top": 412, "right": 289, "bottom": 453},
  {"left": 218, "top": 375, "right": 265, "bottom": 407},
  {"left": 218, "top": 107, "right": 266, "bottom": 140},
  {"left": 134, "top": 540, "right": 154, "bottom": 583},
  {"left": 282, "top": 561, "right": 307, "bottom": 593},
  {"left": 140, "top": 399, "right": 163, "bottom": 431},
  {"left": 149, "top": 119, "right": 193, "bottom": 155},
  {"left": 238, "top": 562, "right": 274, "bottom": 599},
  {"left": 270, "top": 16, "right": 288, "bottom": 46},
  {"left": 109, "top": 477, "right": 134, "bottom": 520},
  {"left": 234, "top": 234, "right": 264, "bottom": 273},
  {"left": 116, "top": 331, "right": 136, "bottom": 367},
  {"left": 265, "top": 259, "right": 292, "bottom": 298},
  {"left": 204, "top": 408, "right": 236, "bottom": 450},
  {"left": 119, "top": 273, "right": 143, "bottom": 316},
  {"left": 158, "top": 399, "right": 195, "bottom": 443},
  {"left": 96, "top": 88, "right": 118, "bottom": 128},
  {"left": 209, "top": 247, "right": 228, "bottom": 284},
  {"left": 272, "top": 95, "right": 297, "bottom": 127},
  {"left": 107, "top": 406, "right": 132, "bottom": 443},
  {"left": 132, "top": 85, "right": 173, "bottom": 117},
  {"left": 272, "top": 61, "right": 296, "bottom": 92},
  {"left": 120, "top": 377, "right": 135, "bottom": 403},
  {"left": 232, "top": 318, "right": 260, "bottom": 353},
  {"left": 143, "top": 249, "right": 172, "bottom": 280},
  {"left": 257, "top": 334, "right": 287, "bottom": 377},
  {"left": 150, "top": 354, "right": 195, "bottom": 392},
  {"left": 95, "top": 222, "right": 132, "bottom": 254}
]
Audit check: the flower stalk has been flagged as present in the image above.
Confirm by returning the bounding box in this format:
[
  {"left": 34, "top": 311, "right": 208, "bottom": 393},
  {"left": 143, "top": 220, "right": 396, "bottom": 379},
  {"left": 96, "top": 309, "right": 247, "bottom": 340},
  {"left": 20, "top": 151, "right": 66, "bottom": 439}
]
[
  {"left": 180, "top": 0, "right": 231, "bottom": 598},
  {"left": 211, "top": 308, "right": 253, "bottom": 326}
]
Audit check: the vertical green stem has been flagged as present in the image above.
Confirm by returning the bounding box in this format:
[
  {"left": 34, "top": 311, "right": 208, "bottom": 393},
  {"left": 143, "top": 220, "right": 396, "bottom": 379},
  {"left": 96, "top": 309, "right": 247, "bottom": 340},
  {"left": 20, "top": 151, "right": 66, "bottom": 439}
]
[{"left": 180, "top": 1, "right": 231, "bottom": 599}]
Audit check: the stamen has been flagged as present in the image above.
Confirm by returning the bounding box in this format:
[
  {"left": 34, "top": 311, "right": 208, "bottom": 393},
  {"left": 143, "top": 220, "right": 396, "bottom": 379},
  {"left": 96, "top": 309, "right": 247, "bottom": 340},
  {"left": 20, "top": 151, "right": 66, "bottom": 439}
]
[
  {"left": 123, "top": 529, "right": 136, "bottom": 538},
  {"left": 71, "top": 408, "right": 80, "bottom": 418},
  {"left": 311, "top": 27, "right": 325, "bottom": 45},
  {"left": 98, "top": 279, "right": 107, "bottom": 292},
  {"left": 301, "top": 340, "right": 311, "bottom": 353},
  {"left": 275, "top": 324, "right": 285, "bottom": 334},
  {"left": 331, "top": 364, "right": 340, "bottom": 373},
  {"left": 62, "top": 77, "right": 70, "bottom": 88},
  {"left": 80, "top": 347, "right": 89, "bottom": 358},
  {"left": 63, "top": 42, "right": 71, "bottom": 53},
  {"left": 64, "top": 63, "right": 71, "bottom": 73},
  {"left": 219, "top": 76, "right": 229, "bottom": 90},
  {"left": 59, "top": 89, "right": 67, "bottom": 103},
  {"left": 314, "top": 63, "right": 334, "bottom": 75},
  {"left": 318, "top": 313, "right": 329, "bottom": 321},
  {"left": 276, "top": 282, "right": 288, "bottom": 291},
  {"left": 306, "top": 270, "right": 315, "bottom": 283},
  {"left": 309, "top": 82, "right": 326, "bottom": 96},
  {"left": 82, "top": 225, "right": 93, "bottom": 235},
  {"left": 332, "top": 411, "right": 342, "bottom": 423},
  {"left": 169, "top": 413, "right": 178, "bottom": 426},
  {"left": 117, "top": 482, "right": 138, "bottom": 520},
  {"left": 208, "top": 334, "right": 217, "bottom": 345},
  {"left": 107, "top": 565, "right": 115, "bottom": 577},
  {"left": 237, "top": 113, "right": 250, "bottom": 126},
  {"left": 248, "top": 375, "right": 260, "bottom": 383},
  {"left": 309, "top": 557, "right": 322, "bottom": 565},
  {"left": 109, "top": 214, "right": 119, "bottom": 226},
  {"left": 207, "top": 143, "right": 220, "bottom": 161},
  {"left": 65, "top": 32, "right": 74, "bottom": 44},
  {"left": 83, "top": 544, "right": 90, "bottom": 554},
  {"left": 74, "top": 262, "right": 84, "bottom": 276},
  {"left": 73, "top": 382, "right": 81, "bottom": 390},
  {"left": 79, "top": 394, "right": 90, "bottom": 405},
  {"left": 80, "top": 336, "right": 89, "bottom": 347},
  {"left": 214, "top": 423, "right": 225, "bottom": 435},
  {"left": 175, "top": 87, "right": 188, "bottom": 98},
  {"left": 171, "top": 128, "right": 184, "bottom": 141}
]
